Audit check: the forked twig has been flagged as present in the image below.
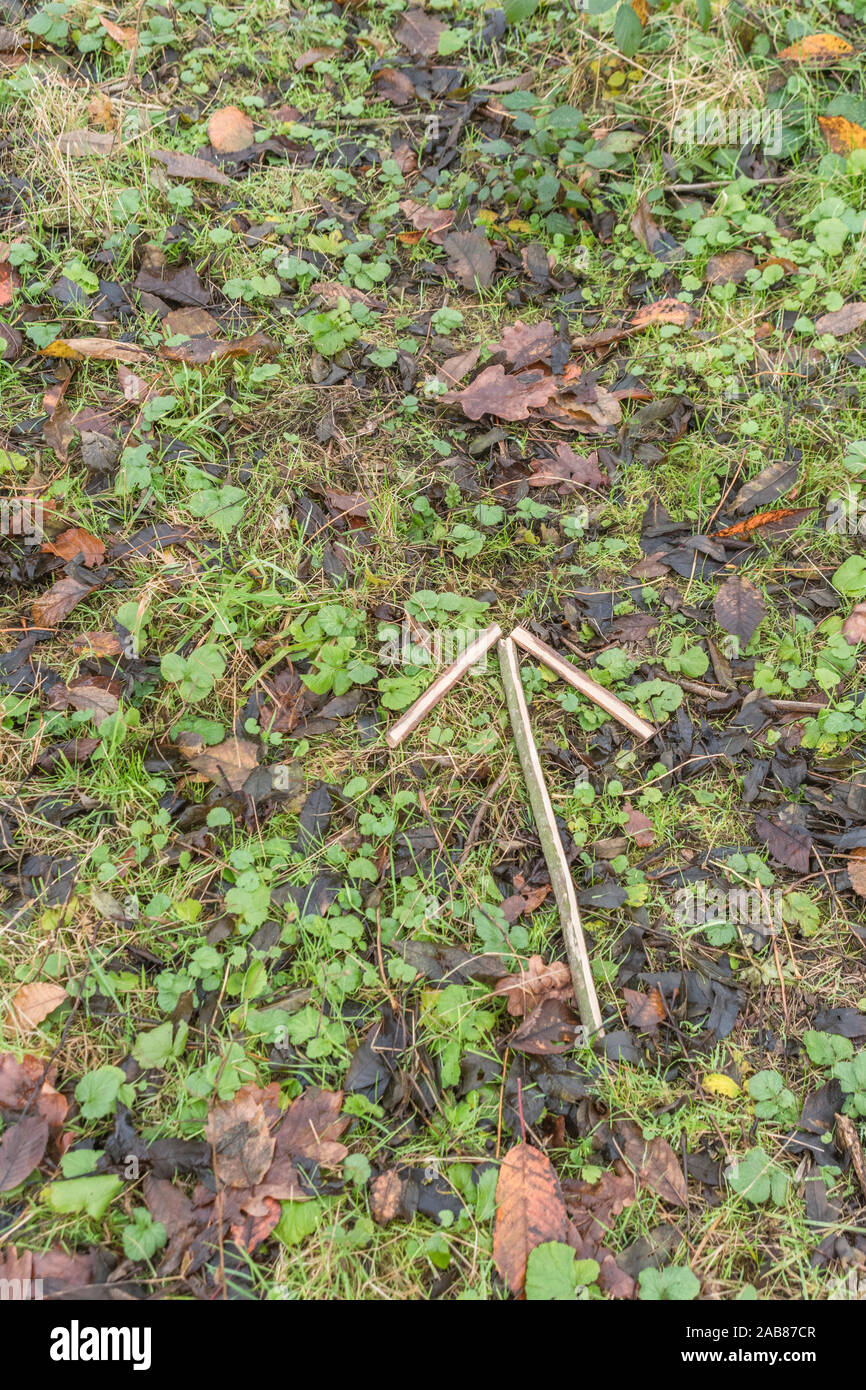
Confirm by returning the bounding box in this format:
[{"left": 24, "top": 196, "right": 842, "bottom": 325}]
[{"left": 498, "top": 637, "right": 604, "bottom": 1038}]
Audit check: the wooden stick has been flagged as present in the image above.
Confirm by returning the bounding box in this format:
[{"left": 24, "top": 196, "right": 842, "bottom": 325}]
[
  {"left": 385, "top": 623, "right": 503, "bottom": 749},
  {"left": 510, "top": 625, "right": 654, "bottom": 742},
  {"left": 498, "top": 637, "right": 604, "bottom": 1038}
]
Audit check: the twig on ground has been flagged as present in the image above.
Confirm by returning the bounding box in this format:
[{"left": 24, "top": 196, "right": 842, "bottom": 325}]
[
  {"left": 497, "top": 637, "right": 604, "bottom": 1037},
  {"left": 385, "top": 623, "right": 503, "bottom": 749},
  {"left": 510, "top": 626, "right": 654, "bottom": 741}
]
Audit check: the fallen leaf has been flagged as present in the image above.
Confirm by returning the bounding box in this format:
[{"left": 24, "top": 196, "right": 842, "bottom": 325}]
[
  {"left": 776, "top": 33, "right": 854, "bottom": 63},
  {"left": 846, "top": 848, "right": 866, "bottom": 897},
  {"left": 624, "top": 801, "right": 655, "bottom": 847},
  {"left": 35, "top": 738, "right": 101, "bottom": 771},
  {"left": 374, "top": 68, "right": 415, "bottom": 106},
  {"left": 41, "top": 526, "right": 105, "bottom": 568},
  {"left": 187, "top": 736, "right": 259, "bottom": 792},
  {"left": 442, "top": 363, "right": 558, "bottom": 421},
  {"left": 713, "top": 573, "right": 765, "bottom": 644},
  {"left": 162, "top": 306, "right": 220, "bottom": 337},
  {"left": 395, "top": 9, "right": 445, "bottom": 55},
  {"left": 399, "top": 199, "right": 455, "bottom": 242},
  {"left": 494, "top": 1142, "right": 568, "bottom": 1294},
  {"left": 630, "top": 298, "right": 698, "bottom": 329},
  {"left": 206, "top": 1085, "right": 275, "bottom": 1188},
  {"left": 842, "top": 603, "right": 866, "bottom": 644},
  {"left": 510, "top": 996, "right": 581, "bottom": 1054},
  {"left": 0, "top": 259, "right": 20, "bottom": 306},
  {"left": 442, "top": 231, "right": 496, "bottom": 290},
  {"left": 612, "top": 1120, "right": 687, "bottom": 1206},
  {"left": 0, "top": 319, "right": 22, "bottom": 361},
  {"left": 494, "top": 954, "right": 571, "bottom": 1016},
  {"left": 631, "top": 196, "right": 681, "bottom": 261},
  {"left": 705, "top": 251, "right": 756, "bottom": 285},
  {"left": 529, "top": 444, "right": 606, "bottom": 492},
  {"left": 117, "top": 363, "right": 155, "bottom": 402},
  {"left": 814, "top": 302, "right": 866, "bottom": 337},
  {"left": 57, "top": 129, "right": 120, "bottom": 157},
  {"left": 9, "top": 983, "right": 67, "bottom": 1030},
  {"left": 49, "top": 679, "right": 120, "bottom": 726},
  {"left": 38, "top": 337, "right": 150, "bottom": 364},
  {"left": 208, "top": 105, "right": 255, "bottom": 153},
  {"left": 755, "top": 812, "right": 812, "bottom": 873},
  {"left": 275, "top": 1087, "right": 349, "bottom": 1166},
  {"left": 496, "top": 319, "right": 555, "bottom": 369},
  {"left": 32, "top": 575, "right": 97, "bottom": 627},
  {"left": 150, "top": 148, "right": 232, "bottom": 184},
  {"left": 835, "top": 1112, "right": 866, "bottom": 1197},
  {"left": 294, "top": 46, "right": 341, "bottom": 68},
  {"left": 623, "top": 986, "right": 665, "bottom": 1033},
  {"left": 99, "top": 15, "right": 137, "bottom": 48},
  {"left": 0, "top": 1054, "right": 68, "bottom": 1129},
  {"left": 713, "top": 507, "right": 811, "bottom": 540},
  {"left": 0, "top": 1116, "right": 49, "bottom": 1191},
  {"left": 159, "top": 330, "right": 277, "bottom": 366},
  {"left": 819, "top": 115, "right": 866, "bottom": 154}
]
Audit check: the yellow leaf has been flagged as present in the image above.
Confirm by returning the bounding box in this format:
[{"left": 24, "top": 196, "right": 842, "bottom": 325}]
[
  {"left": 10, "top": 982, "right": 68, "bottom": 1031},
  {"left": 776, "top": 33, "right": 854, "bottom": 63},
  {"left": 819, "top": 114, "right": 866, "bottom": 154},
  {"left": 702, "top": 1071, "right": 741, "bottom": 1099},
  {"left": 632, "top": 0, "right": 649, "bottom": 25}
]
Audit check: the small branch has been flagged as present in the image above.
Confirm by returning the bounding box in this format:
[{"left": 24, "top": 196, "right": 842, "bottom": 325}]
[
  {"left": 385, "top": 623, "right": 503, "bottom": 749},
  {"left": 511, "top": 626, "right": 655, "bottom": 742},
  {"left": 498, "top": 638, "right": 604, "bottom": 1038}
]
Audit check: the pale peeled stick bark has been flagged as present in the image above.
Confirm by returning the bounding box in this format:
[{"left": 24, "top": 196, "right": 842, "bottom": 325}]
[
  {"left": 385, "top": 623, "right": 504, "bottom": 749},
  {"left": 498, "top": 637, "right": 604, "bottom": 1038},
  {"left": 510, "top": 626, "right": 654, "bottom": 742}
]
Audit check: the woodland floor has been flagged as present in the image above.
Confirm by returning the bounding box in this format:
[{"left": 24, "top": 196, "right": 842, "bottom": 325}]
[{"left": 1, "top": 0, "right": 866, "bottom": 1303}]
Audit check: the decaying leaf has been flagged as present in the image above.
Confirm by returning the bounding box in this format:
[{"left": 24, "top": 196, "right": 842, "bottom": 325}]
[
  {"left": 32, "top": 574, "right": 98, "bottom": 627},
  {"left": 41, "top": 526, "right": 105, "bottom": 568},
  {"left": 99, "top": 15, "right": 137, "bottom": 49},
  {"left": 160, "top": 330, "right": 277, "bottom": 366},
  {"left": 713, "top": 573, "right": 765, "bottom": 645},
  {"left": 208, "top": 105, "right": 255, "bottom": 153},
  {"left": 623, "top": 986, "right": 666, "bottom": 1033},
  {"left": 0, "top": 1054, "right": 68, "bottom": 1129},
  {"left": 493, "top": 954, "right": 571, "bottom": 1017},
  {"left": 846, "top": 848, "right": 866, "bottom": 898},
  {"left": 612, "top": 1121, "right": 687, "bottom": 1207},
  {"left": 776, "top": 33, "right": 854, "bottom": 63},
  {"left": 442, "top": 231, "right": 496, "bottom": 291},
  {"left": 0, "top": 1116, "right": 49, "bottom": 1191},
  {"left": 442, "top": 363, "right": 558, "bottom": 421},
  {"left": 705, "top": 251, "right": 756, "bottom": 285},
  {"left": 395, "top": 9, "right": 444, "bottom": 55},
  {"left": 150, "top": 148, "right": 232, "bottom": 184},
  {"left": 206, "top": 1085, "right": 275, "bottom": 1188},
  {"left": 38, "top": 337, "right": 150, "bottom": 364},
  {"left": 842, "top": 603, "right": 866, "bottom": 644},
  {"left": 187, "top": 737, "right": 259, "bottom": 792},
  {"left": 494, "top": 1142, "right": 568, "bottom": 1294},
  {"left": 819, "top": 115, "right": 866, "bottom": 154},
  {"left": 9, "top": 982, "right": 67, "bottom": 1031},
  {"left": 630, "top": 298, "right": 698, "bottom": 330},
  {"left": 814, "top": 302, "right": 866, "bottom": 337}
]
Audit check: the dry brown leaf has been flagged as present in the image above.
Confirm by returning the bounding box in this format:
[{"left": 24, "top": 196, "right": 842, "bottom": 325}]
[
  {"left": 0, "top": 1054, "right": 68, "bottom": 1129},
  {"left": 57, "top": 129, "right": 120, "bottom": 157},
  {"left": 443, "top": 231, "right": 496, "bottom": 290},
  {"left": 294, "top": 46, "right": 341, "bottom": 68},
  {"left": 493, "top": 1142, "right": 568, "bottom": 1294},
  {"left": 41, "top": 526, "right": 105, "bottom": 568},
  {"left": 713, "top": 507, "right": 811, "bottom": 539},
  {"left": 510, "top": 996, "right": 581, "bottom": 1055},
  {"left": 150, "top": 148, "right": 232, "bottom": 184},
  {"left": 442, "top": 363, "right": 558, "bottom": 421},
  {"left": 9, "top": 983, "right": 67, "bottom": 1031},
  {"left": 529, "top": 443, "right": 606, "bottom": 492},
  {"left": 835, "top": 1112, "right": 866, "bottom": 1196},
  {"left": 624, "top": 800, "right": 655, "bottom": 847},
  {"left": 399, "top": 199, "right": 455, "bottom": 243},
  {"left": 207, "top": 1085, "right": 276, "bottom": 1188},
  {"left": 57, "top": 679, "right": 120, "bottom": 726},
  {"left": 208, "top": 105, "right": 255, "bottom": 153},
  {"left": 0, "top": 1116, "right": 49, "bottom": 1191},
  {"left": 395, "top": 9, "right": 445, "bottom": 55},
  {"left": 39, "top": 336, "right": 150, "bottom": 364},
  {"left": 493, "top": 954, "right": 571, "bottom": 1017},
  {"left": 623, "top": 986, "right": 666, "bottom": 1033},
  {"left": 777, "top": 33, "right": 854, "bottom": 62},
  {"left": 275, "top": 1087, "right": 349, "bottom": 1166},
  {"left": 842, "top": 603, "right": 866, "bottom": 644},
  {"left": 159, "top": 330, "right": 277, "bottom": 366},
  {"left": 713, "top": 573, "right": 765, "bottom": 645},
  {"left": 99, "top": 15, "right": 137, "bottom": 49},
  {"left": 630, "top": 298, "right": 698, "bottom": 329},
  {"left": 163, "top": 306, "right": 221, "bottom": 337},
  {"left": 819, "top": 115, "right": 866, "bottom": 154},
  {"left": 32, "top": 575, "right": 96, "bottom": 627},
  {"left": 814, "top": 302, "right": 866, "bottom": 337},
  {"left": 847, "top": 848, "right": 866, "bottom": 898},
  {"left": 0, "top": 259, "right": 20, "bottom": 306},
  {"left": 705, "top": 251, "right": 756, "bottom": 285},
  {"left": 374, "top": 68, "right": 415, "bottom": 106},
  {"left": 72, "top": 631, "right": 123, "bottom": 658},
  {"left": 612, "top": 1120, "right": 687, "bottom": 1206},
  {"left": 117, "top": 363, "right": 155, "bottom": 402},
  {"left": 496, "top": 319, "right": 555, "bottom": 369},
  {"left": 187, "top": 737, "right": 259, "bottom": 792}
]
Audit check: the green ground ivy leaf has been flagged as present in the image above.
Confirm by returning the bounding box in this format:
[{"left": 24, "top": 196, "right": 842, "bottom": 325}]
[
  {"left": 122, "top": 1208, "right": 167, "bottom": 1262},
  {"left": 42, "top": 1174, "right": 122, "bottom": 1219},
  {"left": 74, "top": 1065, "right": 131, "bottom": 1118},
  {"left": 638, "top": 1266, "right": 701, "bottom": 1301},
  {"left": 160, "top": 644, "right": 225, "bottom": 701},
  {"left": 727, "top": 1148, "right": 788, "bottom": 1205},
  {"left": 803, "top": 1030, "right": 853, "bottom": 1066},
  {"left": 525, "top": 1243, "right": 599, "bottom": 1300},
  {"left": 613, "top": 2, "right": 644, "bottom": 58},
  {"left": 832, "top": 556, "right": 866, "bottom": 597}
]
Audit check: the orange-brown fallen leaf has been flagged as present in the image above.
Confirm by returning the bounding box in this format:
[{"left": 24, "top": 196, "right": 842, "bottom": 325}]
[
  {"left": 777, "top": 33, "right": 854, "bottom": 62},
  {"left": 208, "top": 105, "right": 255, "bottom": 153},
  {"left": 630, "top": 297, "right": 699, "bottom": 329},
  {"left": 842, "top": 603, "right": 866, "bottom": 644},
  {"left": 32, "top": 574, "right": 98, "bottom": 627},
  {"left": 9, "top": 983, "right": 68, "bottom": 1031},
  {"left": 99, "top": 15, "right": 137, "bottom": 49},
  {"left": 713, "top": 507, "right": 811, "bottom": 539},
  {"left": 38, "top": 336, "right": 150, "bottom": 364},
  {"left": 494, "top": 1142, "right": 568, "bottom": 1294},
  {"left": 41, "top": 526, "right": 105, "bottom": 568},
  {"left": 159, "top": 330, "right": 277, "bottom": 366},
  {"left": 819, "top": 115, "right": 866, "bottom": 154},
  {"left": 493, "top": 954, "right": 571, "bottom": 1017}
]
